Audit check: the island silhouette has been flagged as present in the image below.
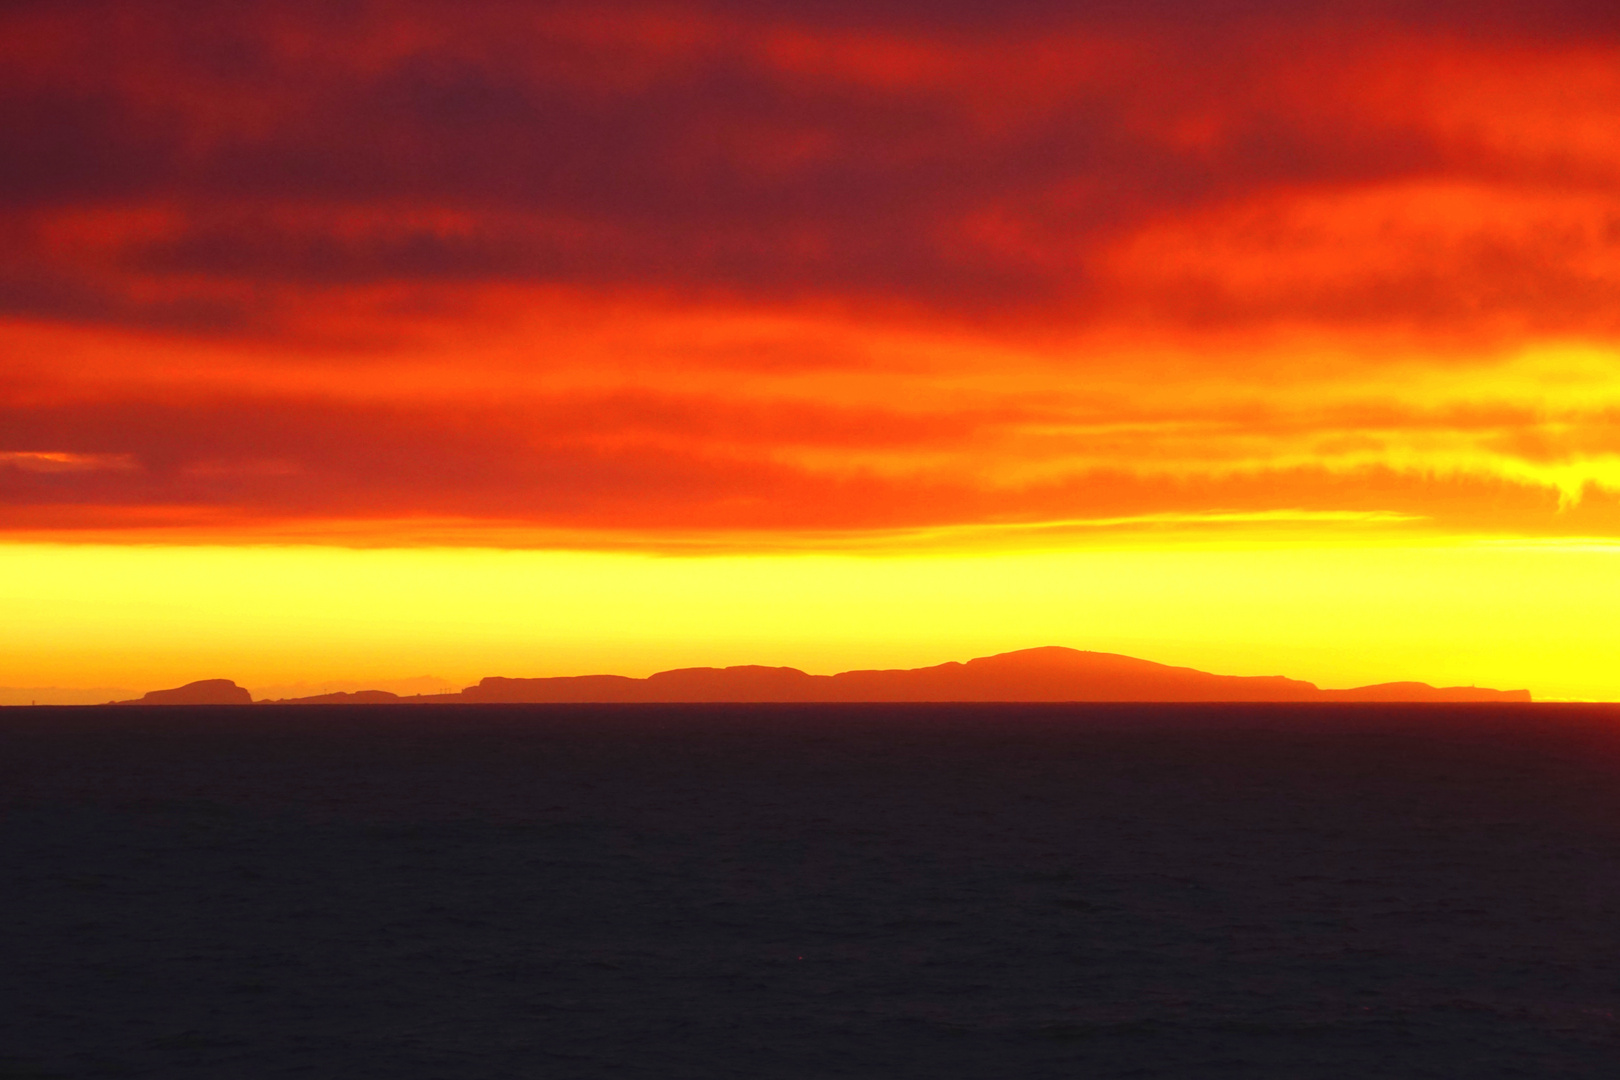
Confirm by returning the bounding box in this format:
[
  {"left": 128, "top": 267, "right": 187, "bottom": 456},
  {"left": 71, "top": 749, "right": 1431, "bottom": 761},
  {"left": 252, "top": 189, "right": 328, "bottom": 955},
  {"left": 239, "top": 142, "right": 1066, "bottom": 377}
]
[
  {"left": 112, "top": 648, "right": 1531, "bottom": 705},
  {"left": 111, "top": 679, "right": 255, "bottom": 706}
]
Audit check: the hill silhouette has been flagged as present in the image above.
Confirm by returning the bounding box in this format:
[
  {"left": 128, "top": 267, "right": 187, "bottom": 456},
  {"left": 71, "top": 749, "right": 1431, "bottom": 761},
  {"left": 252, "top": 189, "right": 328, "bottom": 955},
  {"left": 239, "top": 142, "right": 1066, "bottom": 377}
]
[
  {"left": 252, "top": 648, "right": 1530, "bottom": 704},
  {"left": 112, "top": 679, "right": 253, "bottom": 706}
]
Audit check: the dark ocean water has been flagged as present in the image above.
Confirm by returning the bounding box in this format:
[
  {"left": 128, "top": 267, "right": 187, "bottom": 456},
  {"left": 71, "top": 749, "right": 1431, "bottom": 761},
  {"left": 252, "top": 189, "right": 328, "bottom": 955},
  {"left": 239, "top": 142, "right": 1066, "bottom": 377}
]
[{"left": 5, "top": 704, "right": 1620, "bottom": 1079}]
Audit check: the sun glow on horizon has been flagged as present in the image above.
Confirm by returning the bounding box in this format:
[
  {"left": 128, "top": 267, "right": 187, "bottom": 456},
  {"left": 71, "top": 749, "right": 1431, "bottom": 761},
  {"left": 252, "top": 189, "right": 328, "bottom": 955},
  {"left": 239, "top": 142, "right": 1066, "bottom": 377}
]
[
  {"left": 3, "top": 1, "right": 1619, "bottom": 697},
  {"left": 3, "top": 538, "right": 1617, "bottom": 702}
]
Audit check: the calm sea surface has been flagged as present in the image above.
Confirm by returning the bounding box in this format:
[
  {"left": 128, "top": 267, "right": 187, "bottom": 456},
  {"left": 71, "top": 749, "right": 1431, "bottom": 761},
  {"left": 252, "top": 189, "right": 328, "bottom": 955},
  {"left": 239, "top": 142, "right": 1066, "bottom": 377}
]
[{"left": 5, "top": 703, "right": 1620, "bottom": 1078}]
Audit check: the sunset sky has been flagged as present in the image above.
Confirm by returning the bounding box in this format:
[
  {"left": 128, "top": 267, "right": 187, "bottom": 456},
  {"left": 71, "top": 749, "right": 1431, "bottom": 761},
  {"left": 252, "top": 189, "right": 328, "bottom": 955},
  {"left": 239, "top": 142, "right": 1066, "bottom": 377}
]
[{"left": 4, "top": 0, "right": 1620, "bottom": 701}]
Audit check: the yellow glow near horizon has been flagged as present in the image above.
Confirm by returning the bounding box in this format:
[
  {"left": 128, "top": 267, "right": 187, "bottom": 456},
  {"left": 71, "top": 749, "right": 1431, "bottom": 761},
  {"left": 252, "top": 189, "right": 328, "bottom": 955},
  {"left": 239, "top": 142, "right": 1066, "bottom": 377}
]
[{"left": 2, "top": 539, "right": 1618, "bottom": 701}]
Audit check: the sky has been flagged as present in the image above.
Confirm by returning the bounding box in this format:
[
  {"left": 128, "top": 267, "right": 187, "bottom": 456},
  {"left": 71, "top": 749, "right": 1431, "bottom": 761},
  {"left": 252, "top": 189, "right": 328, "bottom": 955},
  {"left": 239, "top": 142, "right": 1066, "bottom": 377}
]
[{"left": 4, "top": 0, "right": 1620, "bottom": 700}]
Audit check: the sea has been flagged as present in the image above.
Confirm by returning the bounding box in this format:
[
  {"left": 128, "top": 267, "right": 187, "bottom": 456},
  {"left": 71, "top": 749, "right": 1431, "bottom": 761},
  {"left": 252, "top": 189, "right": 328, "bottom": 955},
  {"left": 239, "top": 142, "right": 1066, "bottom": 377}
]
[{"left": 4, "top": 703, "right": 1620, "bottom": 1078}]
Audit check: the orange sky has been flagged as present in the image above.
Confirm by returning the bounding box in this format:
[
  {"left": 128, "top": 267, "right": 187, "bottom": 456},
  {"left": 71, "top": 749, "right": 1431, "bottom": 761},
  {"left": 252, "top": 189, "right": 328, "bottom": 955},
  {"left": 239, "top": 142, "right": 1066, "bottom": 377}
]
[{"left": 4, "top": 1, "right": 1620, "bottom": 698}]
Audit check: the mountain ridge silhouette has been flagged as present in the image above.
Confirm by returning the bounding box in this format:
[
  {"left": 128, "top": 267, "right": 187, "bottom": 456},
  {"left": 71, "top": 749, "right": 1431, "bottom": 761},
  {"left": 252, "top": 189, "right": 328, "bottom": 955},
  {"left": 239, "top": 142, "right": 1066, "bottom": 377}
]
[{"left": 234, "top": 647, "right": 1530, "bottom": 704}]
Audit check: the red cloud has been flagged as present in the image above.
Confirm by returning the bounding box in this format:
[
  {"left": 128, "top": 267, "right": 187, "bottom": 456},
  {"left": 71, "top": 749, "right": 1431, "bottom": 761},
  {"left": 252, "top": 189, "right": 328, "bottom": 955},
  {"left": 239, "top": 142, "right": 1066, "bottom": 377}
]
[
  {"left": 5, "top": 390, "right": 1619, "bottom": 543},
  {"left": 3, "top": 0, "right": 1620, "bottom": 544}
]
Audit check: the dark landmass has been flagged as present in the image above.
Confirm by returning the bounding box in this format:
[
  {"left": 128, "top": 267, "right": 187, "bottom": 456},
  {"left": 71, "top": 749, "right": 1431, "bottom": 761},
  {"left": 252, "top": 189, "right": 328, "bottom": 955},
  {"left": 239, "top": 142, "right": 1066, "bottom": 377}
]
[
  {"left": 112, "top": 678, "right": 253, "bottom": 706},
  {"left": 254, "top": 647, "right": 1530, "bottom": 704},
  {"left": 253, "top": 689, "right": 404, "bottom": 705}
]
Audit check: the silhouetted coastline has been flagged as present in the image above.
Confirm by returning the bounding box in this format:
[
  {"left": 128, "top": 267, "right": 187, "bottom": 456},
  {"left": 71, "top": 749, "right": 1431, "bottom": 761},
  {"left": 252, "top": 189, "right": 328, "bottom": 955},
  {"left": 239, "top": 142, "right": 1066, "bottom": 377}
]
[
  {"left": 226, "top": 647, "right": 1531, "bottom": 705},
  {"left": 110, "top": 679, "right": 253, "bottom": 706}
]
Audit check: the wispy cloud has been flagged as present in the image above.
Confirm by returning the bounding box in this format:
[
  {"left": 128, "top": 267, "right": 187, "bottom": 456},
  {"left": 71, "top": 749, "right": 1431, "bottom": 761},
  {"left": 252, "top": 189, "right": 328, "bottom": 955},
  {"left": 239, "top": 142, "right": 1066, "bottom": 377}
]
[{"left": 0, "top": 451, "right": 138, "bottom": 473}]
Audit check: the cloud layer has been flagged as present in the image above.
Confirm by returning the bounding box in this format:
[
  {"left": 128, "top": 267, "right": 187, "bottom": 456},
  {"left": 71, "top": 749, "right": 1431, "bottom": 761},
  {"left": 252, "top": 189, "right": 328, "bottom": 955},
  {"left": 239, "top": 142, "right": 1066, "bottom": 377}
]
[{"left": 4, "top": 0, "right": 1620, "bottom": 544}]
